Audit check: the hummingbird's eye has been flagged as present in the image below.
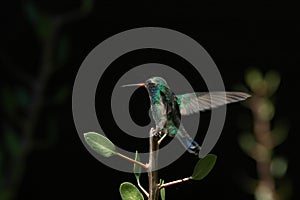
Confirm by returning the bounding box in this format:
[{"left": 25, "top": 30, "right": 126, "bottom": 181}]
[{"left": 149, "top": 83, "right": 156, "bottom": 88}]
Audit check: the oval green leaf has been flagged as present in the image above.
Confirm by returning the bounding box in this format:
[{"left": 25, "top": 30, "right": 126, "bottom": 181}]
[
  {"left": 84, "top": 132, "right": 116, "bottom": 157},
  {"left": 133, "top": 151, "right": 141, "bottom": 182},
  {"left": 265, "top": 70, "right": 281, "bottom": 96},
  {"left": 191, "top": 154, "right": 217, "bottom": 180},
  {"left": 120, "top": 182, "right": 144, "bottom": 200},
  {"left": 245, "top": 68, "right": 263, "bottom": 91},
  {"left": 270, "top": 157, "right": 288, "bottom": 178}
]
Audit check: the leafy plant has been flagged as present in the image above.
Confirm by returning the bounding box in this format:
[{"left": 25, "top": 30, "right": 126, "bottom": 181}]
[
  {"left": 84, "top": 131, "right": 217, "bottom": 200},
  {"left": 237, "top": 68, "right": 291, "bottom": 200}
]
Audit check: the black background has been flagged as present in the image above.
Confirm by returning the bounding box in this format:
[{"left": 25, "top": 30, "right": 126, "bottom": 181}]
[{"left": 0, "top": 1, "right": 299, "bottom": 199}]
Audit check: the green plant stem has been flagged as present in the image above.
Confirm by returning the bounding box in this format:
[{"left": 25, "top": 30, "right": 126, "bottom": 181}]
[
  {"left": 159, "top": 177, "right": 190, "bottom": 189},
  {"left": 115, "top": 153, "right": 148, "bottom": 169},
  {"left": 137, "top": 180, "right": 149, "bottom": 198},
  {"left": 148, "top": 128, "right": 160, "bottom": 200}
]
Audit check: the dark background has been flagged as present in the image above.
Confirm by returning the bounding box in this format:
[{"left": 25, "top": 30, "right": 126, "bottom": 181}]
[{"left": 0, "top": 1, "right": 299, "bottom": 199}]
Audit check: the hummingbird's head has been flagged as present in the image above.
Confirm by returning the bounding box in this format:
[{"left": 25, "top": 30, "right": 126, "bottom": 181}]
[
  {"left": 145, "top": 77, "right": 169, "bottom": 93},
  {"left": 121, "top": 77, "right": 169, "bottom": 95},
  {"left": 121, "top": 77, "right": 169, "bottom": 102}
]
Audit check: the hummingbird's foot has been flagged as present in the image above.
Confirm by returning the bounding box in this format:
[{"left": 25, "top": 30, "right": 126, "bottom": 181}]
[
  {"left": 151, "top": 128, "right": 162, "bottom": 137},
  {"left": 150, "top": 128, "right": 161, "bottom": 137},
  {"left": 150, "top": 128, "right": 156, "bottom": 137}
]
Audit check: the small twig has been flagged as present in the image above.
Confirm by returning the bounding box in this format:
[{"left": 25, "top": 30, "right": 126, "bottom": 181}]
[
  {"left": 137, "top": 180, "right": 149, "bottom": 198},
  {"left": 159, "top": 177, "right": 191, "bottom": 189},
  {"left": 115, "top": 152, "right": 148, "bottom": 169}
]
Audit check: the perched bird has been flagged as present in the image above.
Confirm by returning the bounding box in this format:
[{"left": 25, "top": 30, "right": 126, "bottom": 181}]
[{"left": 122, "top": 77, "right": 250, "bottom": 155}]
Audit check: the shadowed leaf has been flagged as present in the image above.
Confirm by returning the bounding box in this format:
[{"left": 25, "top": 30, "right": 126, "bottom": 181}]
[
  {"left": 133, "top": 151, "right": 141, "bottom": 182},
  {"left": 120, "top": 182, "right": 144, "bottom": 200},
  {"left": 272, "top": 121, "right": 289, "bottom": 147},
  {"left": 245, "top": 68, "right": 263, "bottom": 91},
  {"left": 270, "top": 157, "right": 288, "bottom": 178},
  {"left": 191, "top": 154, "right": 217, "bottom": 180},
  {"left": 84, "top": 132, "right": 116, "bottom": 157},
  {"left": 4, "top": 128, "right": 20, "bottom": 156},
  {"left": 265, "top": 70, "right": 281, "bottom": 96},
  {"left": 238, "top": 132, "right": 257, "bottom": 157},
  {"left": 160, "top": 179, "right": 165, "bottom": 200}
]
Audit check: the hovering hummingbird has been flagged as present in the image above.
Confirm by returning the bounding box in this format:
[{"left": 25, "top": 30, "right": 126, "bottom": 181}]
[{"left": 122, "top": 77, "right": 250, "bottom": 155}]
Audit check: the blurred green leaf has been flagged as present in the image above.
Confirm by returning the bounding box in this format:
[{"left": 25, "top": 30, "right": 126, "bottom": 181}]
[
  {"left": 257, "top": 98, "right": 275, "bottom": 121},
  {"left": 84, "top": 132, "right": 116, "bottom": 157},
  {"left": 119, "top": 182, "right": 144, "bottom": 200},
  {"left": 133, "top": 151, "right": 141, "bottom": 182},
  {"left": 4, "top": 128, "right": 20, "bottom": 156},
  {"left": 272, "top": 121, "right": 289, "bottom": 147},
  {"left": 191, "top": 154, "right": 217, "bottom": 180},
  {"left": 245, "top": 68, "right": 264, "bottom": 91},
  {"left": 160, "top": 179, "right": 165, "bottom": 200},
  {"left": 24, "top": 2, "right": 52, "bottom": 39},
  {"left": 265, "top": 70, "right": 281, "bottom": 96},
  {"left": 270, "top": 157, "right": 288, "bottom": 178},
  {"left": 238, "top": 132, "right": 257, "bottom": 157}
]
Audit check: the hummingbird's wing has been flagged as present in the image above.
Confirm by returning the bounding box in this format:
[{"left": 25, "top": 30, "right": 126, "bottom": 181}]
[{"left": 176, "top": 92, "right": 250, "bottom": 115}]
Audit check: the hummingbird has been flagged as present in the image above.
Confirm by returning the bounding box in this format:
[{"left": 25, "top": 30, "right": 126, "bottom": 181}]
[{"left": 122, "top": 77, "right": 250, "bottom": 155}]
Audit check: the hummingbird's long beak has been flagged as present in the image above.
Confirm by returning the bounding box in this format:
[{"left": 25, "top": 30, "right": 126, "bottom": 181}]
[{"left": 121, "top": 83, "right": 145, "bottom": 87}]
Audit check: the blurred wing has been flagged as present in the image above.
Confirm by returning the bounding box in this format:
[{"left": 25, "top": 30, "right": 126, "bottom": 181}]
[{"left": 176, "top": 92, "right": 250, "bottom": 115}]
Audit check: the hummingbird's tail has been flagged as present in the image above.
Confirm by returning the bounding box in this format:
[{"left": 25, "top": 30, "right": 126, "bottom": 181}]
[{"left": 175, "top": 127, "right": 201, "bottom": 156}]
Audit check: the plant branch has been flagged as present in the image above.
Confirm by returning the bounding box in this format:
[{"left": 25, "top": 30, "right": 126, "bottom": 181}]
[
  {"left": 137, "top": 180, "right": 149, "bottom": 198},
  {"left": 148, "top": 128, "right": 160, "bottom": 200},
  {"left": 159, "top": 177, "right": 191, "bottom": 189},
  {"left": 250, "top": 94, "right": 279, "bottom": 200},
  {"left": 115, "top": 153, "right": 148, "bottom": 170}
]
